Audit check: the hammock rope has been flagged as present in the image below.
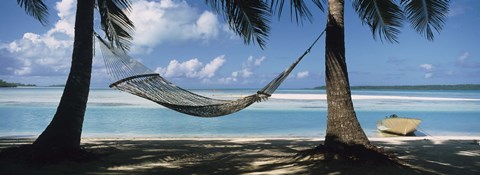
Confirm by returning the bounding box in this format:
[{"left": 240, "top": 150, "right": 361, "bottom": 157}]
[{"left": 95, "top": 30, "right": 325, "bottom": 117}]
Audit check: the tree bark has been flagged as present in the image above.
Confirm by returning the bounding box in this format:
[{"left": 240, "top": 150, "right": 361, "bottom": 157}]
[
  {"left": 33, "top": 0, "right": 95, "bottom": 150},
  {"left": 323, "top": 0, "right": 370, "bottom": 151}
]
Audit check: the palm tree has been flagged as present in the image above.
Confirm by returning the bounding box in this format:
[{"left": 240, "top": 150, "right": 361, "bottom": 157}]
[
  {"left": 270, "top": 0, "right": 449, "bottom": 154},
  {"left": 205, "top": 0, "right": 271, "bottom": 49},
  {"left": 18, "top": 0, "right": 270, "bottom": 153},
  {"left": 17, "top": 0, "right": 134, "bottom": 151}
]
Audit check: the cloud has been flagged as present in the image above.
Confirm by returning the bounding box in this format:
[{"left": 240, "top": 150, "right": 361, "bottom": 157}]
[
  {"left": 455, "top": 51, "right": 480, "bottom": 69},
  {"left": 420, "top": 64, "right": 433, "bottom": 71},
  {"left": 216, "top": 71, "right": 238, "bottom": 84},
  {"left": 249, "top": 56, "right": 266, "bottom": 67},
  {"left": 457, "top": 52, "right": 469, "bottom": 63},
  {"left": 155, "top": 55, "right": 226, "bottom": 79},
  {"left": 0, "top": 0, "right": 76, "bottom": 80},
  {"left": 214, "top": 56, "right": 267, "bottom": 85},
  {"left": 239, "top": 56, "right": 266, "bottom": 78},
  {"left": 296, "top": 71, "right": 309, "bottom": 79},
  {"left": 200, "top": 55, "right": 226, "bottom": 78},
  {"left": 424, "top": 73, "right": 433, "bottom": 79},
  {"left": 129, "top": 0, "right": 221, "bottom": 53},
  {"left": 0, "top": 0, "right": 230, "bottom": 85},
  {"left": 419, "top": 64, "right": 434, "bottom": 79}
]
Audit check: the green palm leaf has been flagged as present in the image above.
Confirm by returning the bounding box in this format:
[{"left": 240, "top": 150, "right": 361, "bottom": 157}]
[
  {"left": 353, "top": 0, "right": 404, "bottom": 43},
  {"left": 97, "top": 0, "right": 135, "bottom": 52},
  {"left": 269, "top": 0, "right": 324, "bottom": 23},
  {"left": 206, "top": 0, "right": 271, "bottom": 49},
  {"left": 17, "top": 0, "right": 49, "bottom": 25},
  {"left": 401, "top": 0, "right": 449, "bottom": 41}
]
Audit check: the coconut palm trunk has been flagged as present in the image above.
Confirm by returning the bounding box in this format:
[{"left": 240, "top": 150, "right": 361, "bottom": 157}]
[
  {"left": 33, "top": 0, "right": 95, "bottom": 150},
  {"left": 323, "top": 0, "right": 370, "bottom": 150}
]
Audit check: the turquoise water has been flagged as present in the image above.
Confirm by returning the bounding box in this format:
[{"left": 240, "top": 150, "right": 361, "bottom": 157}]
[{"left": 1, "top": 87, "right": 479, "bottom": 137}]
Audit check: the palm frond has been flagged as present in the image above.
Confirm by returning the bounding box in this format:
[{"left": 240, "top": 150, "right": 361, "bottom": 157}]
[
  {"left": 401, "top": 0, "right": 449, "bottom": 41},
  {"left": 17, "top": 0, "right": 49, "bottom": 25},
  {"left": 97, "top": 0, "right": 135, "bottom": 52},
  {"left": 312, "top": 0, "right": 325, "bottom": 12},
  {"left": 353, "top": 0, "right": 404, "bottom": 43},
  {"left": 269, "top": 0, "right": 324, "bottom": 24},
  {"left": 206, "top": 0, "right": 271, "bottom": 49}
]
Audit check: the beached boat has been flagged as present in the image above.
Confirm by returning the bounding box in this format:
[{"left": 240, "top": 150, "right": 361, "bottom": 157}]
[{"left": 377, "top": 115, "right": 421, "bottom": 136}]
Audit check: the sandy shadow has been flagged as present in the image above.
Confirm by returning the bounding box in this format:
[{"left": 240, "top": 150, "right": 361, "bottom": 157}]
[
  {"left": 374, "top": 139, "right": 480, "bottom": 175},
  {"left": 0, "top": 138, "right": 478, "bottom": 175}
]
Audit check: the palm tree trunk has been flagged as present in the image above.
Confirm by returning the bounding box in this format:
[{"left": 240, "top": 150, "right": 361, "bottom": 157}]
[
  {"left": 33, "top": 0, "right": 95, "bottom": 150},
  {"left": 323, "top": 0, "right": 370, "bottom": 151}
]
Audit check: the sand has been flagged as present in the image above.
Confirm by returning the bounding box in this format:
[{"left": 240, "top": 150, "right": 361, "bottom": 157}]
[{"left": 0, "top": 136, "right": 479, "bottom": 175}]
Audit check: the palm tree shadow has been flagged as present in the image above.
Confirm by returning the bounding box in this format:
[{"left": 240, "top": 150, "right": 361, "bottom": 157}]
[
  {"left": 292, "top": 138, "right": 428, "bottom": 175},
  {"left": 1, "top": 138, "right": 478, "bottom": 175},
  {"left": 292, "top": 134, "right": 480, "bottom": 175}
]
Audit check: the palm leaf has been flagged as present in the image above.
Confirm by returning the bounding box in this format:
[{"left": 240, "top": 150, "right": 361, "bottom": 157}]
[
  {"left": 401, "top": 0, "right": 449, "bottom": 41},
  {"left": 206, "top": 0, "right": 271, "bottom": 49},
  {"left": 97, "top": 0, "right": 135, "bottom": 52},
  {"left": 17, "top": 0, "right": 49, "bottom": 25},
  {"left": 269, "top": 0, "right": 325, "bottom": 23},
  {"left": 353, "top": 0, "right": 404, "bottom": 43}
]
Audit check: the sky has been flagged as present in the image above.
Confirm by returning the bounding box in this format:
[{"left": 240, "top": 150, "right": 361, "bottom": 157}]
[{"left": 0, "top": 0, "right": 479, "bottom": 89}]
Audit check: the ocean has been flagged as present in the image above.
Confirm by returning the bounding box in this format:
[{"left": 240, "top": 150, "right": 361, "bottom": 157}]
[{"left": 1, "top": 87, "right": 479, "bottom": 138}]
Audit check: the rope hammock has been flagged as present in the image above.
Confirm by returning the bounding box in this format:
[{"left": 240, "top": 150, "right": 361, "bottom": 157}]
[{"left": 95, "top": 30, "right": 325, "bottom": 117}]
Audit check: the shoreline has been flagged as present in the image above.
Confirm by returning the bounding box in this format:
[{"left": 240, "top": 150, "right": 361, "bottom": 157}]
[
  {"left": 3, "top": 92, "right": 480, "bottom": 106},
  {"left": 270, "top": 93, "right": 480, "bottom": 101}
]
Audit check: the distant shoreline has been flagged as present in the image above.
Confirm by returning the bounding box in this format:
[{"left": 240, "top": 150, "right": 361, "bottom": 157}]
[
  {"left": 2, "top": 83, "right": 480, "bottom": 90},
  {"left": 0, "top": 79, "right": 36, "bottom": 88},
  {"left": 313, "top": 84, "right": 480, "bottom": 90}
]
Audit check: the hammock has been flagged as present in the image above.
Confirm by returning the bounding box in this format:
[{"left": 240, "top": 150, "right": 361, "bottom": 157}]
[{"left": 95, "top": 31, "right": 324, "bottom": 117}]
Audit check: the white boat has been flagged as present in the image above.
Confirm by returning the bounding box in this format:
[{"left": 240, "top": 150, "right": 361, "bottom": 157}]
[{"left": 377, "top": 115, "right": 421, "bottom": 136}]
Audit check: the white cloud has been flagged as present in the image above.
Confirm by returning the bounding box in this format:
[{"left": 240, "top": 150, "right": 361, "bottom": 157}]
[
  {"left": 424, "top": 73, "right": 433, "bottom": 79},
  {"left": 455, "top": 51, "right": 480, "bottom": 69},
  {"left": 129, "top": 0, "right": 221, "bottom": 53},
  {"left": 0, "top": 0, "right": 76, "bottom": 78},
  {"left": 48, "top": 0, "right": 75, "bottom": 37},
  {"left": 420, "top": 64, "right": 434, "bottom": 79},
  {"left": 457, "top": 52, "right": 469, "bottom": 63},
  {"left": 239, "top": 56, "right": 266, "bottom": 78},
  {"left": 155, "top": 55, "right": 226, "bottom": 79},
  {"left": 200, "top": 56, "right": 226, "bottom": 78},
  {"left": 196, "top": 11, "right": 219, "bottom": 39},
  {"left": 158, "top": 59, "right": 202, "bottom": 78},
  {"left": 0, "top": 0, "right": 233, "bottom": 86},
  {"left": 420, "top": 64, "right": 433, "bottom": 71},
  {"left": 296, "top": 71, "right": 309, "bottom": 79},
  {"left": 245, "top": 56, "right": 266, "bottom": 67},
  {"left": 214, "top": 56, "right": 267, "bottom": 85}
]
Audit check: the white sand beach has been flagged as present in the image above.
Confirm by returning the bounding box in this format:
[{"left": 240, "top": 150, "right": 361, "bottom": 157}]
[{"left": 4, "top": 91, "right": 480, "bottom": 108}]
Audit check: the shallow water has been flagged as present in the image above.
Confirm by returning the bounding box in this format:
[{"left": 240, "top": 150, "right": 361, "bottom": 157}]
[{"left": 1, "top": 87, "right": 479, "bottom": 137}]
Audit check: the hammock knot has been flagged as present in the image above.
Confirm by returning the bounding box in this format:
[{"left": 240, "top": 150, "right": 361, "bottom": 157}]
[{"left": 255, "top": 91, "right": 271, "bottom": 102}]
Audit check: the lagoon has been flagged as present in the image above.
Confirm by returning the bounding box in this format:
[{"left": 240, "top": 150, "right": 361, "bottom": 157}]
[{"left": 1, "top": 87, "right": 479, "bottom": 138}]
